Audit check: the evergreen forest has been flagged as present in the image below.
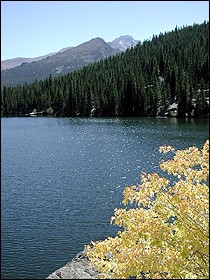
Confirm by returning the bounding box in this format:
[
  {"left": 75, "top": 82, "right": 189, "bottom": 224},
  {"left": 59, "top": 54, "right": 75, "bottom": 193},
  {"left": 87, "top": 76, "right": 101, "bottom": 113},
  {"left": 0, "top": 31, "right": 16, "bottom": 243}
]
[{"left": 1, "top": 21, "right": 209, "bottom": 118}]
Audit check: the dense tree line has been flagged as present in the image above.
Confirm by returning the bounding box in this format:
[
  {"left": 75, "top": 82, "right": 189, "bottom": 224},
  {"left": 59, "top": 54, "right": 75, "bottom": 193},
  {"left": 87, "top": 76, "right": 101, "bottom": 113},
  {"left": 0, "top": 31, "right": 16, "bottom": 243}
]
[{"left": 1, "top": 21, "right": 209, "bottom": 118}]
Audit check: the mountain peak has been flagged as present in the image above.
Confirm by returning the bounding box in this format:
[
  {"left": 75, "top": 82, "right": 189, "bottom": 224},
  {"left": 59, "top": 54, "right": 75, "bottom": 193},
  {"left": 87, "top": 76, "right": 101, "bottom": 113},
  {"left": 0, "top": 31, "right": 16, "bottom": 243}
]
[{"left": 108, "top": 35, "right": 140, "bottom": 52}]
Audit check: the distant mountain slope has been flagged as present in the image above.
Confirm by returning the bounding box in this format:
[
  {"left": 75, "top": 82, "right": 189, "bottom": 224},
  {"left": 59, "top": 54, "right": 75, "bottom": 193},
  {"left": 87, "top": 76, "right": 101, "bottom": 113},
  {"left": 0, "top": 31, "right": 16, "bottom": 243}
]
[
  {"left": 1, "top": 47, "right": 74, "bottom": 71},
  {"left": 1, "top": 35, "right": 139, "bottom": 87},
  {"left": 1, "top": 53, "right": 56, "bottom": 71}
]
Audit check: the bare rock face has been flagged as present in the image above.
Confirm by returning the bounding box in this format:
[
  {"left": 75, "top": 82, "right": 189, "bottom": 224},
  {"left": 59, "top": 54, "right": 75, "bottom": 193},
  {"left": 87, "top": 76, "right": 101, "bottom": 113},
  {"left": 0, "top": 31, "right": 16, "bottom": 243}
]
[{"left": 46, "top": 251, "right": 98, "bottom": 279}]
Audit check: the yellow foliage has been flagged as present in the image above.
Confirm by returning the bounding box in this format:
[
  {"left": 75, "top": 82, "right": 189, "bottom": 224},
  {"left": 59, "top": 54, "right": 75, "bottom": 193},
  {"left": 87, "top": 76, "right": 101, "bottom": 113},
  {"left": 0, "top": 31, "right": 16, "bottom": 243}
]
[{"left": 85, "top": 140, "right": 209, "bottom": 279}]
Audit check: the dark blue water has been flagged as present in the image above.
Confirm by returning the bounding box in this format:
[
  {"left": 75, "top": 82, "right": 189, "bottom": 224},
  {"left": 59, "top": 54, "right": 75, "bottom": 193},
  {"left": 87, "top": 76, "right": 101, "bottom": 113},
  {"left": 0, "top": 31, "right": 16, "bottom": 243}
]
[{"left": 1, "top": 117, "right": 209, "bottom": 279}]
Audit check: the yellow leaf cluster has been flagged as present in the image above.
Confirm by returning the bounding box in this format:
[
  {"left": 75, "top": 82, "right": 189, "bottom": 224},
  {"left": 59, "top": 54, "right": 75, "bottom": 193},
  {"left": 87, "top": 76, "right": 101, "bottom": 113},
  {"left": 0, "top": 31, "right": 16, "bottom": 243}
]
[{"left": 85, "top": 140, "right": 209, "bottom": 279}]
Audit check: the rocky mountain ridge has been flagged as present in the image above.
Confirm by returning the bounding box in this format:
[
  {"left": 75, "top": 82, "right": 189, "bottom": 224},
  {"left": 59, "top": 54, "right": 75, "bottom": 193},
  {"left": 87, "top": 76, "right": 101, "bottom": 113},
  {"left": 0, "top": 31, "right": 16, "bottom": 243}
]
[{"left": 1, "top": 35, "right": 140, "bottom": 86}]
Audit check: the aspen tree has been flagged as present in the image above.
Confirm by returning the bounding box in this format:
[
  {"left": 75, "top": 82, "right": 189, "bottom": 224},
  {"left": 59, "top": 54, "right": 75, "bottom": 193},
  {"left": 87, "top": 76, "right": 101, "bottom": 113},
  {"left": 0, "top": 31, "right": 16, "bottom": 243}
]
[{"left": 85, "top": 140, "right": 209, "bottom": 279}]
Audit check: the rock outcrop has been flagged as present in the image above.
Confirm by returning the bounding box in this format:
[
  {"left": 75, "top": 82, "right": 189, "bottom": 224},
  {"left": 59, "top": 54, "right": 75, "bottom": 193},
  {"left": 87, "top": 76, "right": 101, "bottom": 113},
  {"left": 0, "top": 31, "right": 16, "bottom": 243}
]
[{"left": 46, "top": 251, "right": 98, "bottom": 279}]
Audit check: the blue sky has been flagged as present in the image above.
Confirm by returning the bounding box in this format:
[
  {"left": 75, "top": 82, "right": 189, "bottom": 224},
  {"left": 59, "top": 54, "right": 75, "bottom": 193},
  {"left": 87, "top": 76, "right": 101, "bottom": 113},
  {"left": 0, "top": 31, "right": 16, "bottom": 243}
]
[{"left": 1, "top": 1, "right": 209, "bottom": 60}]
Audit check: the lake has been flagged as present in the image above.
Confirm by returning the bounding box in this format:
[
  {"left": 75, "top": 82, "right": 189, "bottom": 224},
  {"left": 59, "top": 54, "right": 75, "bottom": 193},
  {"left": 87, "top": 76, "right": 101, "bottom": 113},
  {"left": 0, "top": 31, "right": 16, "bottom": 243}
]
[{"left": 1, "top": 116, "right": 209, "bottom": 279}]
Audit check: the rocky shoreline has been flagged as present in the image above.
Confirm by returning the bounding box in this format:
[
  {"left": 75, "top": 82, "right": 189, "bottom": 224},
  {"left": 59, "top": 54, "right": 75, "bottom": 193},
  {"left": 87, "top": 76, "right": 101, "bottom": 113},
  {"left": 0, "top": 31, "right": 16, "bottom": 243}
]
[{"left": 46, "top": 251, "right": 98, "bottom": 279}]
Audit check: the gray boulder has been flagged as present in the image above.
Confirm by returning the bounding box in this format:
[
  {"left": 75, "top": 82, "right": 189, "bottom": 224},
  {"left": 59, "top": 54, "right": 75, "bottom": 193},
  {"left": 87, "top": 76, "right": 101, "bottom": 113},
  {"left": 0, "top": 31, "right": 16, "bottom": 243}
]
[{"left": 46, "top": 251, "right": 98, "bottom": 279}]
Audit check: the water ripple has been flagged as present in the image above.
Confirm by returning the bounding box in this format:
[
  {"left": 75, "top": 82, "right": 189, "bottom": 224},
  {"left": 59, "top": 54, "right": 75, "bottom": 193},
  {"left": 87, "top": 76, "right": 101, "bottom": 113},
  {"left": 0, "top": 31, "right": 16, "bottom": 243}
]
[{"left": 1, "top": 117, "right": 209, "bottom": 279}]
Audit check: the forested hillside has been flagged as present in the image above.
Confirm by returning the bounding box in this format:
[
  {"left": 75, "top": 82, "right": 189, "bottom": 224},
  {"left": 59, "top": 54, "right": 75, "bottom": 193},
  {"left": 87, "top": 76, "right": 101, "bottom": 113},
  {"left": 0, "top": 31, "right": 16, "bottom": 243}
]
[{"left": 1, "top": 21, "right": 209, "bottom": 118}]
